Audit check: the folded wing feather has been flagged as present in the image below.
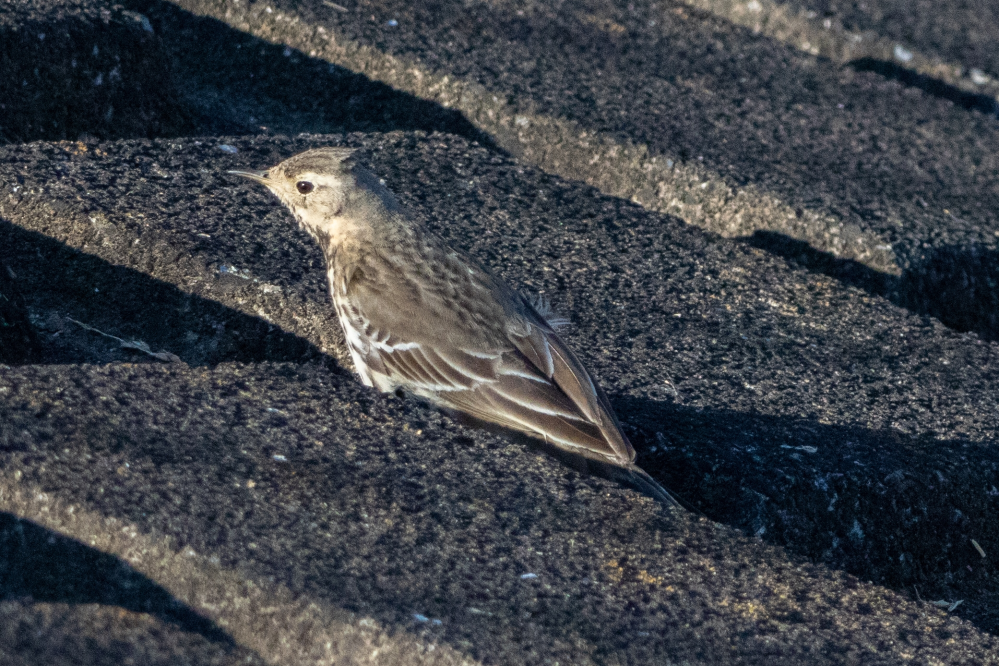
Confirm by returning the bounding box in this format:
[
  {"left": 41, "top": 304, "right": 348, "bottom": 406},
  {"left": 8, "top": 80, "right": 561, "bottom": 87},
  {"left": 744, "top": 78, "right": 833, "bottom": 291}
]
[{"left": 339, "top": 264, "right": 636, "bottom": 467}]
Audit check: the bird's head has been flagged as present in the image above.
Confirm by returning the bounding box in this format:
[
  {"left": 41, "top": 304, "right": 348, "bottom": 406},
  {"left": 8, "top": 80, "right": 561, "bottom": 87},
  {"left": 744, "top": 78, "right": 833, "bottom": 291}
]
[{"left": 229, "top": 147, "right": 399, "bottom": 244}]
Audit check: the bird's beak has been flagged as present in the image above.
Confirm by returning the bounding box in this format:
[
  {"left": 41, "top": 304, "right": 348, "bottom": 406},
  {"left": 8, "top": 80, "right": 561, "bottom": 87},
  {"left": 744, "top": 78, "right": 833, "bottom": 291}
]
[{"left": 227, "top": 169, "right": 269, "bottom": 184}]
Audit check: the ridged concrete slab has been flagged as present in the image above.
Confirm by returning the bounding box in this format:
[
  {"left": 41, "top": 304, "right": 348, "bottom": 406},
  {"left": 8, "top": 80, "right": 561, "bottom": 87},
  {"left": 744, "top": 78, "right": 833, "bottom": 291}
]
[
  {"left": 1, "top": 132, "right": 998, "bottom": 660},
  {"left": 0, "top": 0, "right": 193, "bottom": 143},
  {"left": 1, "top": 0, "right": 998, "bottom": 659},
  {"left": 132, "top": 0, "right": 999, "bottom": 337}
]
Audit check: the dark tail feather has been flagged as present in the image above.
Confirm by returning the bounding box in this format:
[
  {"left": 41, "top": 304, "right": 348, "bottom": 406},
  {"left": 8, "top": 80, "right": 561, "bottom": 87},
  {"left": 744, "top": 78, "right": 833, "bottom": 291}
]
[{"left": 625, "top": 466, "right": 700, "bottom": 515}]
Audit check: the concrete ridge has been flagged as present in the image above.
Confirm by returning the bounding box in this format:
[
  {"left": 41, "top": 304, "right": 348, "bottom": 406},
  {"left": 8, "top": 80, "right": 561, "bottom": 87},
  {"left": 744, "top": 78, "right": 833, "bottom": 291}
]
[
  {"left": 0, "top": 473, "right": 480, "bottom": 666},
  {"left": 168, "top": 0, "right": 900, "bottom": 274},
  {"left": 681, "top": 0, "right": 999, "bottom": 102}
]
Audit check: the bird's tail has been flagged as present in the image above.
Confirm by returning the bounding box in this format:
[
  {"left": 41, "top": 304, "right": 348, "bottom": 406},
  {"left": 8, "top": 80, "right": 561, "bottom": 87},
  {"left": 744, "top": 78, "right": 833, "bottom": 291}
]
[{"left": 623, "top": 466, "right": 700, "bottom": 515}]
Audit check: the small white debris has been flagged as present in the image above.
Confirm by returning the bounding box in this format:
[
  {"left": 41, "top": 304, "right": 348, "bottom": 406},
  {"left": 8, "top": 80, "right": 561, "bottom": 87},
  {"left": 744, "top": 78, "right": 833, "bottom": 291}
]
[
  {"left": 410, "top": 614, "right": 441, "bottom": 625},
  {"left": 218, "top": 144, "right": 238, "bottom": 154},
  {"left": 520, "top": 573, "right": 538, "bottom": 580},
  {"left": 67, "top": 318, "right": 181, "bottom": 363},
  {"left": 971, "top": 539, "right": 986, "bottom": 558},
  {"left": 931, "top": 598, "right": 964, "bottom": 612},
  {"left": 515, "top": 115, "right": 530, "bottom": 127},
  {"left": 781, "top": 445, "right": 818, "bottom": 454},
  {"left": 893, "top": 45, "right": 913, "bottom": 63},
  {"left": 387, "top": 19, "right": 398, "bottom": 26},
  {"left": 746, "top": 0, "right": 761, "bottom": 12},
  {"left": 272, "top": 454, "right": 287, "bottom": 462},
  {"left": 218, "top": 264, "right": 251, "bottom": 278},
  {"left": 970, "top": 69, "right": 988, "bottom": 85}
]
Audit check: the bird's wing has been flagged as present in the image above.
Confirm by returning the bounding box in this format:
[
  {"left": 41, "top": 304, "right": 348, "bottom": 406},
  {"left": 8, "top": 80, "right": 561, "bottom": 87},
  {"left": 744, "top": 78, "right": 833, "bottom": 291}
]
[
  {"left": 336, "top": 295, "right": 495, "bottom": 392},
  {"left": 336, "top": 252, "right": 635, "bottom": 467},
  {"left": 333, "top": 256, "right": 506, "bottom": 393},
  {"left": 444, "top": 369, "right": 625, "bottom": 463},
  {"left": 498, "top": 312, "right": 636, "bottom": 466}
]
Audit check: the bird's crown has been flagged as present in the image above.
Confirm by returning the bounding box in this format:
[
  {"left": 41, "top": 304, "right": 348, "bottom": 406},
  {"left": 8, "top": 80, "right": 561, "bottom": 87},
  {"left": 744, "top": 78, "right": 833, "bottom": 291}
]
[{"left": 269, "top": 146, "right": 357, "bottom": 179}]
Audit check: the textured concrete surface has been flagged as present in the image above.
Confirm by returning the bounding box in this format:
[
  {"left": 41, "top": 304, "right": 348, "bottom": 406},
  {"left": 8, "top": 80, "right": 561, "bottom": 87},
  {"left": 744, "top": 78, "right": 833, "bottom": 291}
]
[
  {"left": 0, "top": 263, "right": 38, "bottom": 364},
  {"left": 117, "top": 0, "right": 999, "bottom": 344},
  {"left": 0, "top": 0, "right": 193, "bottom": 143},
  {"left": 3, "top": 132, "right": 998, "bottom": 663},
  {"left": 682, "top": 0, "right": 999, "bottom": 108},
  {"left": 770, "top": 0, "right": 999, "bottom": 76},
  {"left": 0, "top": 0, "right": 997, "bottom": 662}
]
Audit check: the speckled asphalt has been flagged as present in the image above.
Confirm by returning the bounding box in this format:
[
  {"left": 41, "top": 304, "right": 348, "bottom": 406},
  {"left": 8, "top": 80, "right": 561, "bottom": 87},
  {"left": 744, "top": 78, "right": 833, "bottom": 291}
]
[{"left": 1, "top": 0, "right": 997, "bottom": 664}]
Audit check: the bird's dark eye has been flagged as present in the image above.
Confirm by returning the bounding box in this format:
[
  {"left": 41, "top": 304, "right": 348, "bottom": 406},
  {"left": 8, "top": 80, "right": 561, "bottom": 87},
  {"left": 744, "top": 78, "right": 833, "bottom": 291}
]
[{"left": 296, "top": 181, "right": 314, "bottom": 194}]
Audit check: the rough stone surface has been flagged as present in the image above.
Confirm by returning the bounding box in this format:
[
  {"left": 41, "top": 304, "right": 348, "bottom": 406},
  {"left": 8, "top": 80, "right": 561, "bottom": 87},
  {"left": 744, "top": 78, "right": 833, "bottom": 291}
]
[
  {"left": 0, "top": 0, "right": 193, "bottom": 143},
  {"left": 2, "top": 132, "right": 998, "bottom": 662},
  {"left": 0, "top": 263, "right": 37, "bottom": 365},
  {"left": 0, "top": 598, "right": 263, "bottom": 666},
  {"left": 0, "top": 360, "right": 996, "bottom": 665},
  {"left": 121, "top": 0, "right": 999, "bottom": 344},
  {"left": 792, "top": 0, "right": 999, "bottom": 77},
  {"left": 0, "top": 0, "right": 998, "bottom": 661}
]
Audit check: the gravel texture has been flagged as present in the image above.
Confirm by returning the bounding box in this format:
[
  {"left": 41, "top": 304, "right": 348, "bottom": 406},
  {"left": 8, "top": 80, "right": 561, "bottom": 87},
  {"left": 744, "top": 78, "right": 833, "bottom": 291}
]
[
  {"left": 0, "top": 0, "right": 193, "bottom": 143},
  {"left": 0, "top": 0, "right": 998, "bottom": 662},
  {"left": 2, "top": 131, "right": 998, "bottom": 662}
]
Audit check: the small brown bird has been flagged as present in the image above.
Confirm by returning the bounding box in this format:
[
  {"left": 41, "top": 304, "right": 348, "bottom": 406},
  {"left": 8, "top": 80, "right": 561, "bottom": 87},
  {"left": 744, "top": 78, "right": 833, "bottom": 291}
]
[{"left": 231, "top": 147, "right": 683, "bottom": 509}]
